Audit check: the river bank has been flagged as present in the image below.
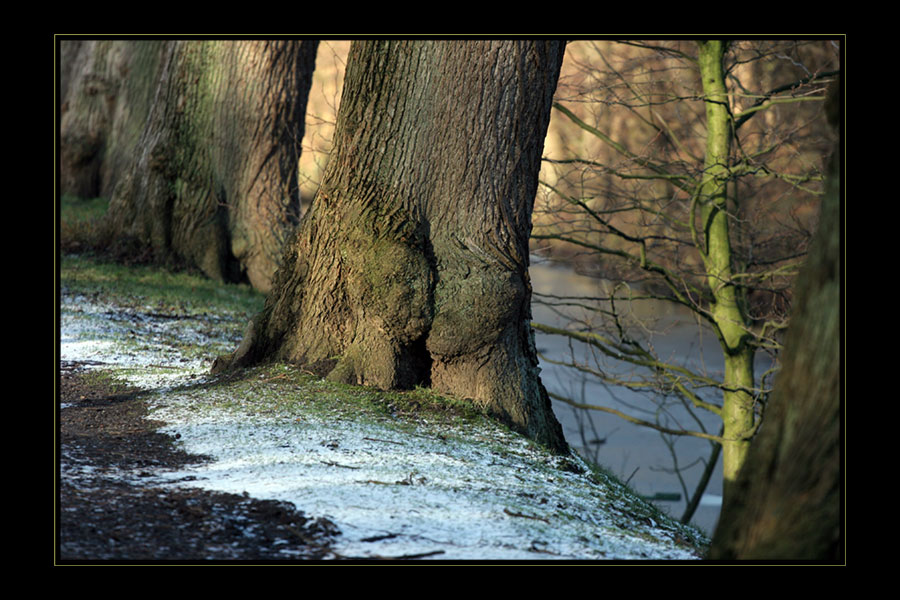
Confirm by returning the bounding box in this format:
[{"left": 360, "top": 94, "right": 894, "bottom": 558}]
[{"left": 56, "top": 254, "right": 709, "bottom": 562}]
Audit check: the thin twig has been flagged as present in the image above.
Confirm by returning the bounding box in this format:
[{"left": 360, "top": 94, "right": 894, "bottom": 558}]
[
  {"left": 503, "top": 508, "right": 550, "bottom": 523},
  {"left": 320, "top": 460, "right": 361, "bottom": 470},
  {"left": 363, "top": 436, "right": 404, "bottom": 446}
]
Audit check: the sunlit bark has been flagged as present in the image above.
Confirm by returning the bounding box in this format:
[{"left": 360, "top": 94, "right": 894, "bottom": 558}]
[
  {"left": 695, "top": 40, "right": 757, "bottom": 496},
  {"left": 216, "top": 40, "right": 568, "bottom": 452}
]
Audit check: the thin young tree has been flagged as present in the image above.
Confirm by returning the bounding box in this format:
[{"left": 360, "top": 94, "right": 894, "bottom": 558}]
[{"left": 215, "top": 40, "right": 569, "bottom": 452}]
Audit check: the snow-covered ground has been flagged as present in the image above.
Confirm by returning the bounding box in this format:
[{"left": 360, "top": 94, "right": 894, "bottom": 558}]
[{"left": 59, "top": 287, "right": 708, "bottom": 561}]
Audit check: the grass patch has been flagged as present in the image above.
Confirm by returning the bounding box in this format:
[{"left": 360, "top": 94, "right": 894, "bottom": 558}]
[
  {"left": 60, "top": 254, "right": 264, "bottom": 318},
  {"left": 373, "top": 386, "right": 485, "bottom": 424},
  {"left": 59, "top": 194, "right": 198, "bottom": 271},
  {"left": 59, "top": 195, "right": 120, "bottom": 256},
  {"left": 59, "top": 195, "right": 263, "bottom": 317},
  {"left": 60, "top": 195, "right": 110, "bottom": 224},
  {"left": 76, "top": 367, "right": 141, "bottom": 396},
  {"left": 196, "top": 362, "right": 489, "bottom": 433}
]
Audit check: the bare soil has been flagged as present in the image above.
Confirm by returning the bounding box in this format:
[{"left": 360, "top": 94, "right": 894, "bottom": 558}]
[{"left": 57, "top": 361, "right": 341, "bottom": 562}]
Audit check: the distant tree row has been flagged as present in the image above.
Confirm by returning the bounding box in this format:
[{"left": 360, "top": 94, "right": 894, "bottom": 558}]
[{"left": 59, "top": 39, "right": 318, "bottom": 292}]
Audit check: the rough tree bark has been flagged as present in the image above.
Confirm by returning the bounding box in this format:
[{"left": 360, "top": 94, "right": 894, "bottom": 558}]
[
  {"left": 59, "top": 40, "right": 166, "bottom": 200},
  {"left": 103, "top": 40, "right": 318, "bottom": 292},
  {"left": 215, "top": 40, "right": 568, "bottom": 453},
  {"left": 708, "top": 78, "right": 841, "bottom": 560}
]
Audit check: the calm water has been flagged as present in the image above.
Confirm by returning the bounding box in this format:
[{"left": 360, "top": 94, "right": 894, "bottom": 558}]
[{"left": 529, "top": 257, "right": 772, "bottom": 536}]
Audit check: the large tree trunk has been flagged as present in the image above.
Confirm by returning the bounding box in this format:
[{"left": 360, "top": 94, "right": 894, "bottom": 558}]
[
  {"left": 217, "top": 40, "right": 568, "bottom": 453},
  {"left": 59, "top": 40, "right": 166, "bottom": 200},
  {"left": 708, "top": 78, "right": 842, "bottom": 560},
  {"left": 103, "top": 40, "right": 318, "bottom": 292}
]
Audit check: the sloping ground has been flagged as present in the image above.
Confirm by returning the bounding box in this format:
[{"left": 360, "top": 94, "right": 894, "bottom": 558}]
[
  {"left": 57, "top": 255, "right": 708, "bottom": 562},
  {"left": 59, "top": 361, "right": 340, "bottom": 560}
]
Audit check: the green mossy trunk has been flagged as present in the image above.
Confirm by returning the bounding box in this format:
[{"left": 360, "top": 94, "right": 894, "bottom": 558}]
[
  {"left": 220, "top": 40, "right": 568, "bottom": 453},
  {"left": 96, "top": 40, "right": 317, "bottom": 292},
  {"left": 696, "top": 41, "right": 758, "bottom": 497},
  {"left": 709, "top": 79, "right": 841, "bottom": 560}
]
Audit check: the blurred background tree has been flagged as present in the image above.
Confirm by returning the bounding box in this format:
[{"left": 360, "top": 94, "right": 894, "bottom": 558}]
[
  {"left": 531, "top": 39, "right": 839, "bottom": 518},
  {"left": 59, "top": 39, "right": 319, "bottom": 292}
]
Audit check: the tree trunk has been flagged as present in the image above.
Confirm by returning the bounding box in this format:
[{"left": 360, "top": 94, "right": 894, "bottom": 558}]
[
  {"left": 217, "top": 40, "right": 568, "bottom": 453},
  {"left": 104, "top": 40, "right": 318, "bottom": 292},
  {"left": 708, "top": 78, "right": 841, "bottom": 560},
  {"left": 696, "top": 41, "right": 758, "bottom": 499},
  {"left": 59, "top": 40, "right": 167, "bottom": 200}
]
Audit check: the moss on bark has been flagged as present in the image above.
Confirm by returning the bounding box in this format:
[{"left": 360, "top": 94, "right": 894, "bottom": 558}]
[{"left": 219, "top": 40, "right": 568, "bottom": 453}]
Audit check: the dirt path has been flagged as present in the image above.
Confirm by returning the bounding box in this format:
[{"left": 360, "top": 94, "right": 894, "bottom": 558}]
[{"left": 57, "top": 361, "right": 340, "bottom": 562}]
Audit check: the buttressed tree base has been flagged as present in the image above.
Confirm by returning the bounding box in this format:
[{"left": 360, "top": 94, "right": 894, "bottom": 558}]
[{"left": 215, "top": 40, "right": 569, "bottom": 453}]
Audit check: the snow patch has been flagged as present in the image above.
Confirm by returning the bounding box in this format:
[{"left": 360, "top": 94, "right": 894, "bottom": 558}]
[{"left": 59, "top": 288, "right": 707, "bottom": 561}]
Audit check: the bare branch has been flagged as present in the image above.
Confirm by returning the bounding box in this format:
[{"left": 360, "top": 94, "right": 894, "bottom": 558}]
[
  {"left": 551, "top": 102, "right": 696, "bottom": 195},
  {"left": 547, "top": 391, "right": 726, "bottom": 443},
  {"left": 733, "top": 69, "right": 838, "bottom": 130}
]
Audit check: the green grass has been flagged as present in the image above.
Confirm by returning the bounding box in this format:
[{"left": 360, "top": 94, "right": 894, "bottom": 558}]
[
  {"left": 75, "top": 367, "right": 141, "bottom": 396},
  {"left": 60, "top": 254, "right": 264, "bottom": 317},
  {"left": 59, "top": 194, "right": 264, "bottom": 316},
  {"left": 199, "top": 362, "right": 488, "bottom": 432},
  {"left": 59, "top": 195, "right": 110, "bottom": 224},
  {"left": 59, "top": 195, "right": 117, "bottom": 253},
  {"left": 58, "top": 194, "right": 194, "bottom": 275}
]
